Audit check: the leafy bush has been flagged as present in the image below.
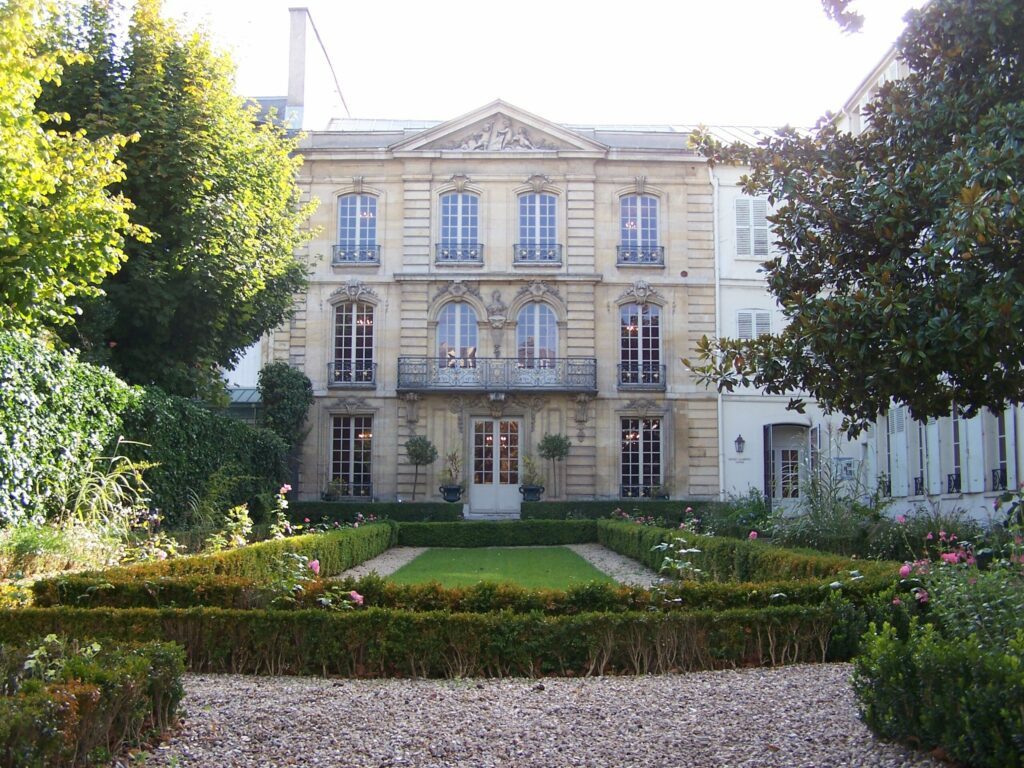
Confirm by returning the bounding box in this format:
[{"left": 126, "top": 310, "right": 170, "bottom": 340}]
[
  {"left": 120, "top": 387, "right": 288, "bottom": 526},
  {"left": 290, "top": 501, "right": 462, "bottom": 523},
  {"left": 0, "top": 635, "right": 184, "bottom": 768},
  {"left": 596, "top": 520, "right": 894, "bottom": 582},
  {"left": 520, "top": 500, "right": 727, "bottom": 522},
  {"left": 710, "top": 489, "right": 772, "bottom": 538},
  {"left": 0, "top": 331, "right": 136, "bottom": 525},
  {"left": 396, "top": 520, "right": 596, "bottom": 547},
  {"left": 257, "top": 362, "right": 313, "bottom": 450},
  {"left": 867, "top": 505, "right": 985, "bottom": 561},
  {"left": 1, "top": 604, "right": 851, "bottom": 678}
]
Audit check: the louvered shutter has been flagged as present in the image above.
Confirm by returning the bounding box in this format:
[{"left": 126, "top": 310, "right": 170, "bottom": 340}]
[
  {"left": 752, "top": 199, "right": 769, "bottom": 256},
  {"left": 737, "top": 311, "right": 754, "bottom": 339},
  {"left": 735, "top": 198, "right": 751, "bottom": 256},
  {"left": 754, "top": 311, "right": 771, "bottom": 336}
]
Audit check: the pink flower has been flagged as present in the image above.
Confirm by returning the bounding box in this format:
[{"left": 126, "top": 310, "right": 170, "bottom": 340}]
[
  {"left": 896, "top": 515, "right": 906, "bottom": 525},
  {"left": 899, "top": 563, "right": 912, "bottom": 578},
  {"left": 304, "top": 517, "right": 311, "bottom": 523},
  {"left": 939, "top": 530, "right": 947, "bottom": 541},
  {"left": 892, "top": 597, "right": 903, "bottom": 606},
  {"left": 308, "top": 559, "right": 320, "bottom": 576},
  {"left": 925, "top": 532, "right": 934, "bottom": 541},
  {"left": 349, "top": 590, "right": 364, "bottom": 606},
  {"left": 279, "top": 484, "right": 292, "bottom": 494},
  {"left": 915, "top": 588, "right": 929, "bottom": 604},
  {"left": 940, "top": 552, "right": 959, "bottom": 565},
  {"left": 748, "top": 531, "right": 758, "bottom": 540},
  {"left": 685, "top": 507, "right": 693, "bottom": 514}
]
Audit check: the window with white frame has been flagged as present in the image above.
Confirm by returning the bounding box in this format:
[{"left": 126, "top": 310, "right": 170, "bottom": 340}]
[
  {"left": 438, "top": 192, "right": 480, "bottom": 262},
  {"left": 735, "top": 196, "right": 769, "bottom": 258},
  {"left": 437, "top": 302, "right": 478, "bottom": 367},
  {"left": 330, "top": 415, "right": 372, "bottom": 497},
  {"left": 737, "top": 309, "right": 771, "bottom": 339},
  {"left": 516, "top": 193, "right": 559, "bottom": 262},
  {"left": 619, "top": 195, "right": 662, "bottom": 264},
  {"left": 993, "top": 410, "right": 1009, "bottom": 490},
  {"left": 516, "top": 303, "right": 557, "bottom": 366},
  {"left": 949, "top": 406, "right": 962, "bottom": 493},
  {"left": 332, "top": 302, "right": 375, "bottom": 385},
  {"left": 619, "top": 303, "right": 662, "bottom": 386},
  {"left": 336, "top": 194, "right": 378, "bottom": 262},
  {"left": 620, "top": 417, "right": 662, "bottom": 497}
]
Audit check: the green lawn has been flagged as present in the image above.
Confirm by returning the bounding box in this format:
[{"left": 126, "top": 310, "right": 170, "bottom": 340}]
[{"left": 388, "top": 546, "right": 614, "bottom": 589}]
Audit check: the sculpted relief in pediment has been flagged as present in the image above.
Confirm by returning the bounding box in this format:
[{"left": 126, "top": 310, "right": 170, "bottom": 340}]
[{"left": 434, "top": 115, "right": 562, "bottom": 151}]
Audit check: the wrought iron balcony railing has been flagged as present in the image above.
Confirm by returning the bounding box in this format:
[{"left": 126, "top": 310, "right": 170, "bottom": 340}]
[
  {"left": 321, "top": 482, "right": 373, "bottom": 501},
  {"left": 992, "top": 467, "right": 1008, "bottom": 491},
  {"left": 397, "top": 356, "right": 597, "bottom": 393},
  {"left": 947, "top": 472, "right": 962, "bottom": 494},
  {"left": 513, "top": 243, "right": 563, "bottom": 264},
  {"left": 913, "top": 475, "right": 925, "bottom": 496},
  {"left": 435, "top": 242, "right": 484, "bottom": 264},
  {"left": 617, "top": 245, "right": 665, "bottom": 266},
  {"left": 327, "top": 361, "right": 377, "bottom": 388},
  {"left": 332, "top": 244, "right": 381, "bottom": 264},
  {"left": 617, "top": 362, "right": 667, "bottom": 390}
]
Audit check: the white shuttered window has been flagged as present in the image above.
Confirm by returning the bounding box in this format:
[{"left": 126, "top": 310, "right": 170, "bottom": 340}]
[
  {"left": 737, "top": 310, "right": 771, "bottom": 340},
  {"left": 736, "top": 197, "right": 769, "bottom": 257}
]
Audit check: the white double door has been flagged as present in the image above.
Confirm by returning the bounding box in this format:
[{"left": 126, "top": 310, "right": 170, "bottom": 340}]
[{"left": 468, "top": 418, "right": 522, "bottom": 515}]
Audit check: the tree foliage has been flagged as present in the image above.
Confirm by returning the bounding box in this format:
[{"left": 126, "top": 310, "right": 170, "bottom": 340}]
[
  {"left": 689, "top": 0, "right": 1024, "bottom": 434},
  {"left": 0, "top": 0, "right": 140, "bottom": 333},
  {"left": 257, "top": 361, "right": 313, "bottom": 450},
  {"left": 41, "top": 0, "right": 315, "bottom": 398}
]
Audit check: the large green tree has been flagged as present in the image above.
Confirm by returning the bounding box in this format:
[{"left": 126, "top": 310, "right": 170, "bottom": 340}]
[
  {"left": 689, "top": 0, "right": 1024, "bottom": 434},
  {"left": 42, "top": 0, "right": 314, "bottom": 398},
  {"left": 0, "top": 0, "right": 138, "bottom": 332}
]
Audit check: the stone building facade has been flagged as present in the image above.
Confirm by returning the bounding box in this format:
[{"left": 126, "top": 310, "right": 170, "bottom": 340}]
[{"left": 270, "top": 101, "right": 721, "bottom": 513}]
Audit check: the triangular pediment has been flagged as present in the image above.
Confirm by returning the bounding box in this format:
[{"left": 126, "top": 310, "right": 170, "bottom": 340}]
[{"left": 390, "top": 100, "right": 607, "bottom": 154}]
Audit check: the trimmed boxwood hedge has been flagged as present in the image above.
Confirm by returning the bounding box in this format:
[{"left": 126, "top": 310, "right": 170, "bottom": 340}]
[
  {"left": 0, "top": 638, "right": 184, "bottom": 768},
  {"left": 396, "top": 520, "right": 596, "bottom": 547},
  {"left": 520, "top": 500, "right": 727, "bottom": 521},
  {"left": 290, "top": 501, "right": 462, "bottom": 524},
  {"left": 0, "top": 604, "right": 850, "bottom": 677},
  {"left": 597, "top": 520, "right": 895, "bottom": 582}
]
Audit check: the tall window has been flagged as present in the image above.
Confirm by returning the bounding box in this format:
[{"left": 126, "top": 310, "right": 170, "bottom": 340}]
[
  {"left": 619, "top": 303, "right": 662, "bottom": 386},
  {"left": 437, "top": 303, "right": 478, "bottom": 367},
  {"left": 516, "top": 193, "right": 559, "bottom": 262},
  {"left": 438, "top": 192, "right": 480, "bottom": 262},
  {"left": 516, "top": 303, "right": 557, "bottom": 366},
  {"left": 332, "top": 302, "right": 374, "bottom": 385},
  {"left": 949, "top": 406, "right": 962, "bottom": 493},
  {"left": 336, "top": 194, "right": 378, "bottom": 262},
  {"left": 736, "top": 197, "right": 769, "bottom": 258},
  {"left": 780, "top": 449, "right": 800, "bottom": 498},
  {"left": 331, "top": 415, "right": 372, "bottom": 497},
  {"left": 621, "top": 418, "right": 662, "bottom": 497},
  {"left": 995, "top": 411, "right": 1008, "bottom": 490},
  {"left": 619, "top": 195, "right": 661, "bottom": 264}
]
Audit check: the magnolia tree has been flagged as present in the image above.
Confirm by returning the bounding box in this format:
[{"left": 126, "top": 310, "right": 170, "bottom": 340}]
[{"left": 688, "top": 0, "right": 1024, "bottom": 434}]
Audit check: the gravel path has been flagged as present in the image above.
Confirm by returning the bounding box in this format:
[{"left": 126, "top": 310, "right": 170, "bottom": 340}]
[
  {"left": 337, "top": 546, "right": 427, "bottom": 579},
  {"left": 138, "top": 664, "right": 940, "bottom": 767}
]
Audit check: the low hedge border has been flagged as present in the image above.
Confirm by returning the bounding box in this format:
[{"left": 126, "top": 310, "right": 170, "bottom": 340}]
[
  {"left": 290, "top": 501, "right": 462, "bottom": 524},
  {"left": 521, "top": 500, "right": 727, "bottom": 521},
  {"left": 597, "top": 520, "right": 895, "bottom": 582},
  {"left": 0, "top": 638, "right": 184, "bottom": 768},
  {"left": 33, "top": 571, "right": 897, "bottom": 615},
  {"left": 396, "top": 520, "right": 596, "bottom": 547},
  {"left": 1, "top": 605, "right": 852, "bottom": 677},
  {"left": 853, "top": 621, "right": 1024, "bottom": 768},
  {"left": 95, "top": 522, "right": 397, "bottom": 581}
]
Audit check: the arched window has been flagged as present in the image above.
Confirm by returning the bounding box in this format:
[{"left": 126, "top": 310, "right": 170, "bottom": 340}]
[
  {"left": 619, "top": 303, "right": 662, "bottom": 386},
  {"left": 516, "top": 303, "right": 558, "bottom": 366},
  {"left": 335, "top": 194, "right": 378, "bottom": 263},
  {"left": 438, "top": 192, "right": 481, "bottom": 263},
  {"left": 516, "top": 193, "right": 560, "bottom": 263},
  {"left": 436, "top": 303, "right": 478, "bottom": 367},
  {"left": 332, "top": 302, "right": 375, "bottom": 385},
  {"left": 618, "top": 194, "right": 662, "bottom": 264}
]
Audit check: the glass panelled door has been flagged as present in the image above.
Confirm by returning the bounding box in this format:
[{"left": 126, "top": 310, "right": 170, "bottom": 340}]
[{"left": 469, "top": 419, "right": 522, "bottom": 514}]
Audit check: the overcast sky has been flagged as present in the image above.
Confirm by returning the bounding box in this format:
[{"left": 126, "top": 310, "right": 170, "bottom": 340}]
[{"left": 162, "top": 0, "right": 922, "bottom": 127}]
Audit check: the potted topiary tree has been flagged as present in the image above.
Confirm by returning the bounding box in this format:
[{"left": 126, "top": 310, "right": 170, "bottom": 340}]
[
  {"left": 404, "top": 435, "right": 438, "bottom": 501},
  {"left": 438, "top": 450, "right": 464, "bottom": 502},
  {"left": 536, "top": 433, "right": 571, "bottom": 498},
  {"left": 519, "top": 456, "right": 545, "bottom": 501}
]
